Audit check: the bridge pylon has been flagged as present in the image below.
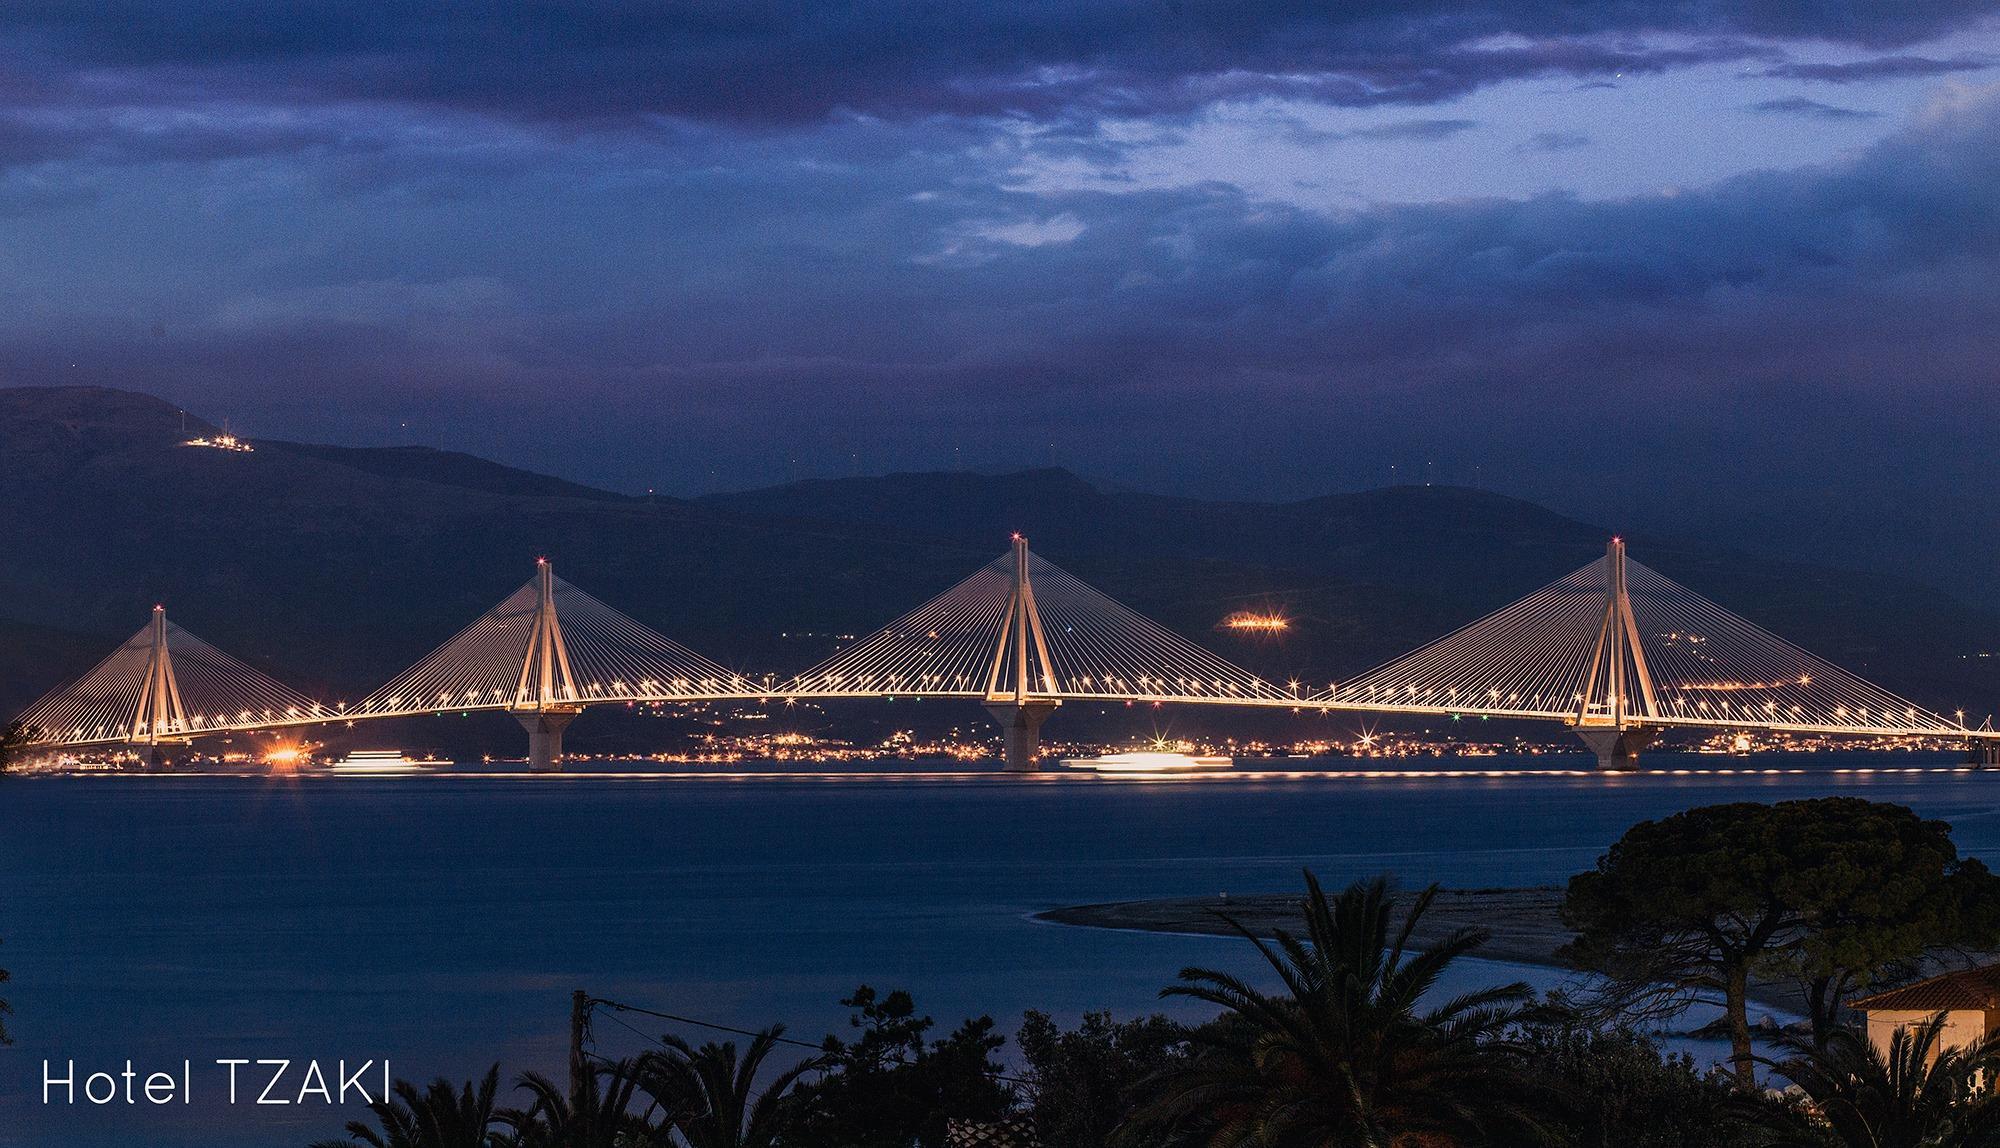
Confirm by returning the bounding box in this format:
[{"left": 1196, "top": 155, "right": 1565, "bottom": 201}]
[
  {"left": 1970, "top": 719, "right": 2000, "bottom": 768},
  {"left": 13, "top": 603, "right": 324, "bottom": 755},
  {"left": 128, "top": 605, "right": 191, "bottom": 767},
  {"left": 1571, "top": 538, "right": 1658, "bottom": 770},
  {"left": 352, "top": 557, "right": 748, "bottom": 768},
  {"left": 982, "top": 534, "right": 1061, "bottom": 771},
  {"left": 783, "top": 534, "right": 1291, "bottom": 765},
  {"left": 511, "top": 559, "right": 583, "bottom": 772}
]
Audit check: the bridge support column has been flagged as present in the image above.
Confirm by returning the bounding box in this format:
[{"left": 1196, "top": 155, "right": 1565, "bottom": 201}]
[
  {"left": 517, "top": 708, "right": 578, "bottom": 772},
  {"left": 127, "top": 742, "right": 179, "bottom": 771},
  {"left": 1968, "top": 742, "right": 2000, "bottom": 769},
  {"left": 985, "top": 701, "right": 1059, "bottom": 772},
  {"left": 1575, "top": 726, "right": 1655, "bottom": 772}
]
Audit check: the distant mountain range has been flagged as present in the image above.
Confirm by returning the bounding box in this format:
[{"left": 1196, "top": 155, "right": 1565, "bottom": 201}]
[{"left": 1, "top": 385, "right": 1995, "bottom": 736}]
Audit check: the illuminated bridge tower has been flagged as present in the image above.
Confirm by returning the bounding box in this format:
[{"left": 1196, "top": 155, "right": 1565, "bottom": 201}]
[
  {"left": 514, "top": 558, "right": 583, "bottom": 772},
  {"left": 352, "top": 558, "right": 750, "bottom": 772},
  {"left": 130, "top": 605, "right": 190, "bottom": 766},
  {"left": 984, "top": 534, "right": 1061, "bottom": 772},
  {"left": 782, "top": 533, "right": 1292, "bottom": 772},
  {"left": 1572, "top": 537, "right": 1659, "bottom": 770}
]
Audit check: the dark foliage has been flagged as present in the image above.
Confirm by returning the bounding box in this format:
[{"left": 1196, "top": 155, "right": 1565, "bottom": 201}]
[
  {"left": 499, "top": 1062, "right": 664, "bottom": 1147},
  {"left": 0, "top": 935, "right": 10, "bottom": 1046},
  {"left": 787, "top": 986, "right": 1015, "bottom": 1148},
  {"left": 309, "top": 1064, "right": 508, "bottom": 1148},
  {"left": 1126, "top": 871, "right": 1554, "bottom": 1145},
  {"left": 1017, "top": 1010, "right": 1193, "bottom": 1148},
  {"left": 631, "top": 1026, "right": 817, "bottom": 1148},
  {"left": 1515, "top": 1007, "right": 1803, "bottom": 1148},
  {"left": 1562, "top": 798, "right": 2000, "bottom": 1086},
  {"left": 0, "top": 721, "right": 26, "bottom": 773},
  {"left": 1756, "top": 1019, "right": 2000, "bottom": 1147}
]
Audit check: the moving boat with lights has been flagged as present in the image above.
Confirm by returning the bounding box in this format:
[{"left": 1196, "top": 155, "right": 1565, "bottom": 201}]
[
  {"left": 323, "top": 749, "right": 448, "bottom": 775},
  {"left": 1059, "top": 751, "right": 1233, "bottom": 773}
]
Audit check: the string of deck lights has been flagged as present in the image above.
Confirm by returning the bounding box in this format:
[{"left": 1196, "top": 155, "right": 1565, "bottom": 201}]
[
  {"left": 1332, "top": 554, "right": 1961, "bottom": 736},
  {"left": 9, "top": 540, "right": 1985, "bottom": 748},
  {"left": 351, "top": 569, "right": 756, "bottom": 719},
  {"left": 783, "top": 551, "right": 1293, "bottom": 703}
]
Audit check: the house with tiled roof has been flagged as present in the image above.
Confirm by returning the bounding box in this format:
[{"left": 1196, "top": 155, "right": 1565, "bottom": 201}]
[{"left": 1851, "top": 965, "right": 2000, "bottom": 1059}]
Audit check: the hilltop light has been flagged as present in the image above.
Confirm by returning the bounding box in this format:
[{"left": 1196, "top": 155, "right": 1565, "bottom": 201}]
[{"left": 183, "top": 432, "right": 253, "bottom": 453}]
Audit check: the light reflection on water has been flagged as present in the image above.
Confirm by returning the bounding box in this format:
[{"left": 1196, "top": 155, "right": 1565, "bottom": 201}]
[{"left": 54, "top": 754, "right": 1984, "bottom": 784}]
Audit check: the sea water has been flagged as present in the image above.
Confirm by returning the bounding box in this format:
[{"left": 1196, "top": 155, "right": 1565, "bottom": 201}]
[{"left": 0, "top": 752, "right": 1991, "bottom": 1146}]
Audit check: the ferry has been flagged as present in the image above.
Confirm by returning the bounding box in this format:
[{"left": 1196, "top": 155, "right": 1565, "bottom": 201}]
[
  {"left": 1059, "top": 751, "right": 1234, "bottom": 774},
  {"left": 322, "top": 749, "right": 448, "bottom": 775}
]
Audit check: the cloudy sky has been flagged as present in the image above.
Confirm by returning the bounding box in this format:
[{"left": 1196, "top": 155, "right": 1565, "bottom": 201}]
[{"left": 2, "top": 2, "right": 1998, "bottom": 591}]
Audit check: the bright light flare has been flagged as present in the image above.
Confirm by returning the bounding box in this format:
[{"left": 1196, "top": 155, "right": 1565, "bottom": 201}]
[
  {"left": 1221, "top": 612, "right": 1290, "bottom": 633},
  {"left": 262, "top": 742, "right": 314, "bottom": 769}
]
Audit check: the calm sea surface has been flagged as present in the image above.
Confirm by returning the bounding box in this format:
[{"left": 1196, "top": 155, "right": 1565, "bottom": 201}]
[{"left": 3, "top": 752, "right": 1997, "bottom": 1147}]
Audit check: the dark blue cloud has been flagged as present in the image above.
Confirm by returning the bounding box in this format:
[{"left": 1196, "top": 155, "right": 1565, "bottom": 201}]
[
  {"left": 0, "top": 104, "right": 390, "bottom": 168},
  {"left": 1762, "top": 53, "right": 1993, "bottom": 82},
  {"left": 1350, "top": 118, "right": 1480, "bottom": 140},
  {"left": 0, "top": 2, "right": 1996, "bottom": 596},
  {"left": 0, "top": 2, "right": 1992, "bottom": 125},
  {"left": 1281, "top": 116, "right": 1478, "bottom": 145},
  {"left": 1747, "top": 97, "right": 1881, "bottom": 119},
  {"left": 12, "top": 82, "right": 1998, "bottom": 477},
  {"left": 1516, "top": 129, "right": 1592, "bottom": 150}
]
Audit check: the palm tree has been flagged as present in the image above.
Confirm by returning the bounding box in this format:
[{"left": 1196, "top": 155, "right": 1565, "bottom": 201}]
[
  {"left": 1759, "top": 1018, "right": 2000, "bottom": 1148},
  {"left": 1125, "top": 871, "right": 1551, "bottom": 1146},
  {"left": 310, "top": 1064, "right": 509, "bottom": 1148},
  {"left": 500, "top": 1061, "right": 665, "bottom": 1148},
  {"left": 633, "top": 1026, "right": 819, "bottom": 1148}
]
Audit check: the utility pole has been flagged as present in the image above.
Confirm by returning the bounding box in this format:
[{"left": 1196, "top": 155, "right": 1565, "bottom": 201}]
[{"left": 569, "top": 989, "right": 590, "bottom": 1102}]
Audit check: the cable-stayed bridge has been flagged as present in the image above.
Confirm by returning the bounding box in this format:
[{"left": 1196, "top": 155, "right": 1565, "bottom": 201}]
[
  {"left": 13, "top": 605, "right": 333, "bottom": 763},
  {"left": 781, "top": 536, "right": 1297, "bottom": 767},
  {"left": 10, "top": 536, "right": 1993, "bottom": 771},
  {"left": 1327, "top": 539, "right": 1968, "bottom": 766},
  {"left": 349, "top": 559, "right": 760, "bottom": 767}
]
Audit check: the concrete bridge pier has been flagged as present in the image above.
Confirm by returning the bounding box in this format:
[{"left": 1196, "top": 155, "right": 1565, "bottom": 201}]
[
  {"left": 517, "top": 707, "right": 580, "bottom": 772},
  {"left": 1968, "top": 741, "right": 2000, "bottom": 769},
  {"left": 1574, "top": 726, "right": 1655, "bottom": 772},
  {"left": 128, "top": 742, "right": 180, "bottom": 771},
  {"left": 985, "top": 701, "right": 1059, "bottom": 772}
]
